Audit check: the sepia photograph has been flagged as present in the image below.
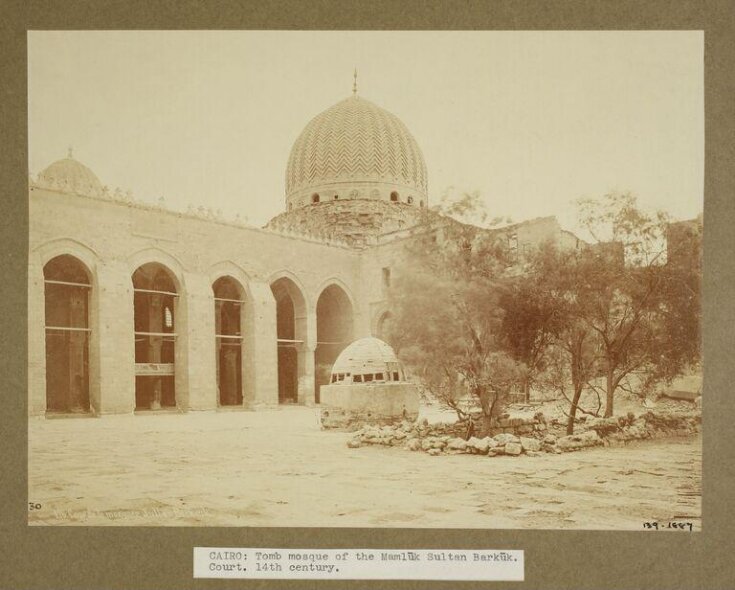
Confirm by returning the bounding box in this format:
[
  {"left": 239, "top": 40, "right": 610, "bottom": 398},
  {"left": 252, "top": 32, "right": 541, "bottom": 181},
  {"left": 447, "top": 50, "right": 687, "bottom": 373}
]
[{"left": 27, "top": 30, "right": 703, "bottom": 531}]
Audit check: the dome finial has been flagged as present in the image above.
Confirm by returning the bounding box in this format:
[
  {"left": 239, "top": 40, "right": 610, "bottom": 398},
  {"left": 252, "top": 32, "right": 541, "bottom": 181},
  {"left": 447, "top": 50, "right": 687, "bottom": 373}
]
[
  {"left": 352, "top": 68, "right": 357, "bottom": 96},
  {"left": 67, "top": 146, "right": 73, "bottom": 159}
]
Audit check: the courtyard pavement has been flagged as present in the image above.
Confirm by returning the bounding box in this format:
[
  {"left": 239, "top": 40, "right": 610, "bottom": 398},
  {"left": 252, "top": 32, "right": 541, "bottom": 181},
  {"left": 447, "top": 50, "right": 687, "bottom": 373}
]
[{"left": 28, "top": 406, "right": 701, "bottom": 529}]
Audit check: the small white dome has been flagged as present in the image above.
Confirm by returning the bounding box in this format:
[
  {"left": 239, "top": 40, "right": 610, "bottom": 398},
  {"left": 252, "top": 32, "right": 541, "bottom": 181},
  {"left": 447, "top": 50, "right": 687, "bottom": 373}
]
[{"left": 330, "top": 337, "right": 405, "bottom": 382}]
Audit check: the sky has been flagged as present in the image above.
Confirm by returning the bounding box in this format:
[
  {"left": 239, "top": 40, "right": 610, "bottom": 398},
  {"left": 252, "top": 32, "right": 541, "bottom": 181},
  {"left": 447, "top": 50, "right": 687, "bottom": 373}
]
[{"left": 28, "top": 31, "right": 703, "bottom": 233}]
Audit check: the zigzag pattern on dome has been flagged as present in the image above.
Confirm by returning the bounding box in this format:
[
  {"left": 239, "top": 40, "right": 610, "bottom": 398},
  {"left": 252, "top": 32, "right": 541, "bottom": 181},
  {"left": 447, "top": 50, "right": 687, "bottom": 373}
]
[{"left": 285, "top": 96, "right": 428, "bottom": 198}]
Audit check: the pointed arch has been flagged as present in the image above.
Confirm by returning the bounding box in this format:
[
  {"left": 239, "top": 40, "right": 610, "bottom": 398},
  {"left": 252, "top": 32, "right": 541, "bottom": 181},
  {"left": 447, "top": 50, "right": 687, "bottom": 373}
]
[
  {"left": 212, "top": 274, "right": 246, "bottom": 407},
  {"left": 34, "top": 237, "right": 100, "bottom": 272},
  {"left": 127, "top": 247, "right": 186, "bottom": 294},
  {"left": 43, "top": 254, "right": 93, "bottom": 414},
  {"left": 268, "top": 270, "right": 309, "bottom": 315},
  {"left": 315, "top": 282, "right": 354, "bottom": 404},
  {"left": 209, "top": 260, "right": 254, "bottom": 300},
  {"left": 374, "top": 310, "right": 394, "bottom": 343},
  {"left": 270, "top": 272, "right": 309, "bottom": 404},
  {"left": 313, "top": 276, "right": 356, "bottom": 311},
  {"left": 131, "top": 259, "right": 182, "bottom": 411}
]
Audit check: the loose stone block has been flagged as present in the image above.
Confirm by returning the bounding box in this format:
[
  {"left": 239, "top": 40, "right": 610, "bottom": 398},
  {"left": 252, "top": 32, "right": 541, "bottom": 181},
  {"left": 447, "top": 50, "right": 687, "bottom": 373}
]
[
  {"left": 446, "top": 437, "right": 468, "bottom": 451},
  {"left": 494, "top": 433, "right": 520, "bottom": 446},
  {"left": 556, "top": 430, "right": 602, "bottom": 452},
  {"left": 505, "top": 442, "right": 522, "bottom": 456},
  {"left": 520, "top": 436, "right": 541, "bottom": 453},
  {"left": 407, "top": 439, "right": 421, "bottom": 451}
]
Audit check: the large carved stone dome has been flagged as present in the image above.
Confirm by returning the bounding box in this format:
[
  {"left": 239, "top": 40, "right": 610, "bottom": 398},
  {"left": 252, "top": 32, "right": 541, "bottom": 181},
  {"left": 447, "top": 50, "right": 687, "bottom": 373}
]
[{"left": 285, "top": 95, "right": 428, "bottom": 209}]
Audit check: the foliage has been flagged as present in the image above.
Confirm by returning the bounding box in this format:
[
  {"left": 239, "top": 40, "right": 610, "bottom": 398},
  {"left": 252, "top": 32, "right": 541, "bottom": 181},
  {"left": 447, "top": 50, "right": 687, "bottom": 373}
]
[
  {"left": 573, "top": 192, "right": 673, "bottom": 416},
  {"left": 523, "top": 242, "right": 602, "bottom": 432},
  {"left": 387, "top": 197, "right": 524, "bottom": 423},
  {"left": 387, "top": 189, "right": 701, "bottom": 430},
  {"left": 527, "top": 192, "right": 701, "bottom": 423},
  {"left": 433, "top": 188, "right": 511, "bottom": 229},
  {"left": 498, "top": 269, "right": 559, "bottom": 401},
  {"left": 655, "top": 218, "right": 702, "bottom": 378}
]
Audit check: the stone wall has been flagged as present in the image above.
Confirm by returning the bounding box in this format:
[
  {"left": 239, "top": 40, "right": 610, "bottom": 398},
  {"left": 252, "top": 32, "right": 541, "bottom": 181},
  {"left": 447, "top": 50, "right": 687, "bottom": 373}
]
[
  {"left": 267, "top": 200, "right": 424, "bottom": 248},
  {"left": 28, "top": 185, "right": 596, "bottom": 418},
  {"left": 319, "top": 382, "right": 420, "bottom": 429},
  {"left": 29, "top": 187, "right": 372, "bottom": 416},
  {"left": 346, "top": 410, "right": 701, "bottom": 457}
]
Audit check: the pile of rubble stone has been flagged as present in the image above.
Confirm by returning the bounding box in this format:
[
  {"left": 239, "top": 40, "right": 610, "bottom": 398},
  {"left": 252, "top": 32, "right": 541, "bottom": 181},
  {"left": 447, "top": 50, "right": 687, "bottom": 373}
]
[{"left": 345, "top": 410, "right": 701, "bottom": 457}]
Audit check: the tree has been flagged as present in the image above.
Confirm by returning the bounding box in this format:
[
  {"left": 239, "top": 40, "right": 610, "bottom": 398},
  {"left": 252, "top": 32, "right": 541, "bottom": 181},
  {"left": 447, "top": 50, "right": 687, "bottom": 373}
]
[
  {"left": 498, "top": 275, "right": 558, "bottom": 402},
  {"left": 571, "top": 192, "right": 673, "bottom": 417},
  {"left": 518, "top": 193, "right": 697, "bottom": 426},
  {"left": 386, "top": 196, "right": 524, "bottom": 428},
  {"left": 523, "top": 242, "right": 600, "bottom": 433},
  {"left": 388, "top": 190, "right": 701, "bottom": 429},
  {"left": 656, "top": 217, "right": 703, "bottom": 379}
]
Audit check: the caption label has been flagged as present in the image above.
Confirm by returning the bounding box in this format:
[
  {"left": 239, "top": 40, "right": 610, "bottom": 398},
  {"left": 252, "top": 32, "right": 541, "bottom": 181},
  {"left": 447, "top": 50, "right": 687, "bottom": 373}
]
[{"left": 193, "top": 547, "right": 524, "bottom": 581}]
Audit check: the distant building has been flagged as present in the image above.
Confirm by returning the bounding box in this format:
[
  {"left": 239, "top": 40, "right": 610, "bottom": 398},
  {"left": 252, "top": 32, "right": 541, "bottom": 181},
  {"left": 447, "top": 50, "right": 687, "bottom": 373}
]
[{"left": 667, "top": 214, "right": 703, "bottom": 270}]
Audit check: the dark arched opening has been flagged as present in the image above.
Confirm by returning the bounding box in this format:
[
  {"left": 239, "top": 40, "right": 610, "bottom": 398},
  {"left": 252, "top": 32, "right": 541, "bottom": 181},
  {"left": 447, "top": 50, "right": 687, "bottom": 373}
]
[
  {"left": 271, "top": 277, "right": 306, "bottom": 404},
  {"left": 390, "top": 191, "right": 399, "bottom": 202},
  {"left": 315, "top": 284, "right": 353, "bottom": 403},
  {"left": 213, "top": 276, "right": 244, "bottom": 406},
  {"left": 375, "top": 311, "right": 394, "bottom": 343},
  {"left": 312, "top": 193, "right": 320, "bottom": 204},
  {"left": 132, "top": 262, "right": 178, "bottom": 411},
  {"left": 43, "top": 254, "right": 91, "bottom": 413}
]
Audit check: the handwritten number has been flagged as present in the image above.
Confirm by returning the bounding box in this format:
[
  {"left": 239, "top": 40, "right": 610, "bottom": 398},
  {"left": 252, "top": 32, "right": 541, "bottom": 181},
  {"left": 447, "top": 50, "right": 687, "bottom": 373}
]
[{"left": 644, "top": 521, "right": 692, "bottom": 531}]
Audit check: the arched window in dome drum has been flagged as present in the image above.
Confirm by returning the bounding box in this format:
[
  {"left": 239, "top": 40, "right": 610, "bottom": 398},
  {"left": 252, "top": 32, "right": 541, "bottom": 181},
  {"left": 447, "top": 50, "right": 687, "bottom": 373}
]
[
  {"left": 407, "top": 196, "right": 414, "bottom": 204},
  {"left": 312, "top": 193, "right": 320, "bottom": 203},
  {"left": 420, "top": 200, "right": 424, "bottom": 208},
  {"left": 213, "top": 277, "right": 244, "bottom": 407},
  {"left": 43, "top": 254, "right": 92, "bottom": 414},
  {"left": 390, "top": 191, "right": 399, "bottom": 202}
]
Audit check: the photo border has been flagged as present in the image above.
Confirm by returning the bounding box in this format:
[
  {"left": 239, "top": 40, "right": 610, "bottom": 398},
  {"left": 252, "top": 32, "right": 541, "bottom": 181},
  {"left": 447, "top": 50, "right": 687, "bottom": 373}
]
[{"left": 2, "top": 2, "right": 733, "bottom": 588}]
